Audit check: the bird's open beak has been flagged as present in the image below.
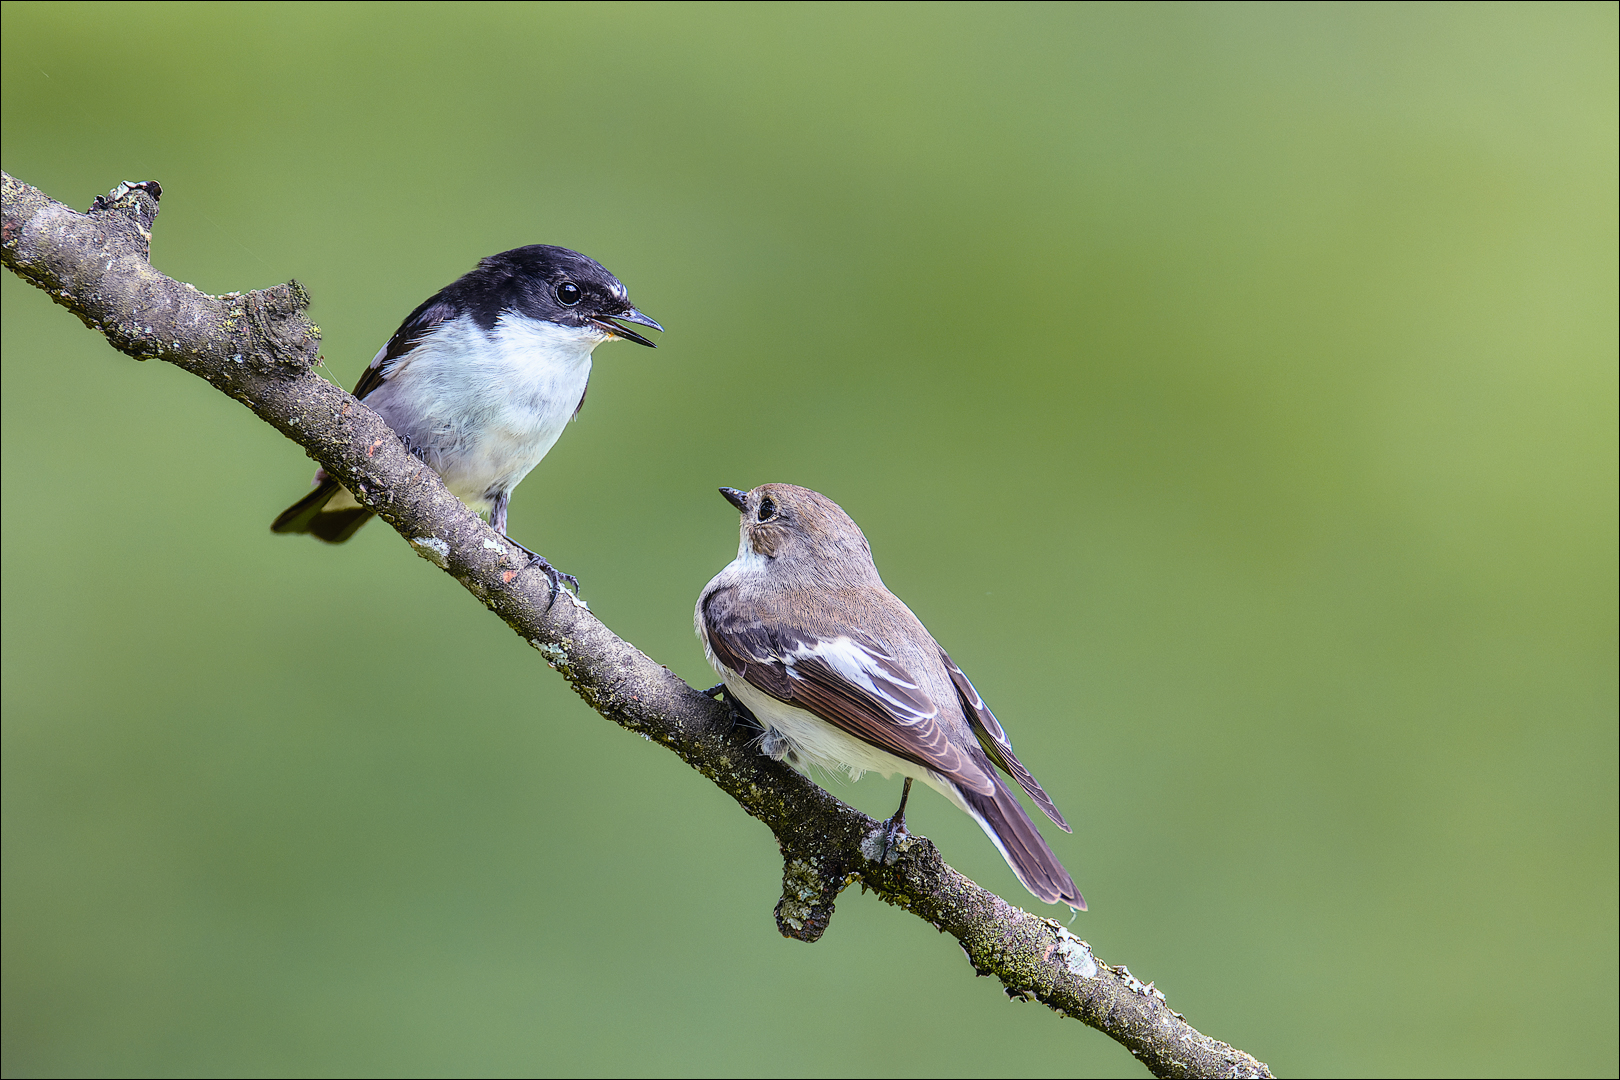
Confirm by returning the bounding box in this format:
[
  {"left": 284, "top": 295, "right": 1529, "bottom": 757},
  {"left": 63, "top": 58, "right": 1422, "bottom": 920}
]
[
  {"left": 719, "top": 487, "right": 748, "bottom": 511},
  {"left": 591, "top": 307, "right": 663, "bottom": 348}
]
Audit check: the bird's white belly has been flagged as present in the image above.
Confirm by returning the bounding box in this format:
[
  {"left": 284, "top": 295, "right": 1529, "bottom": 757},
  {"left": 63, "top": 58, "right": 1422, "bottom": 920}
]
[
  {"left": 721, "top": 672, "right": 967, "bottom": 812},
  {"left": 431, "top": 407, "right": 572, "bottom": 507},
  {"left": 365, "top": 314, "right": 599, "bottom": 514}
]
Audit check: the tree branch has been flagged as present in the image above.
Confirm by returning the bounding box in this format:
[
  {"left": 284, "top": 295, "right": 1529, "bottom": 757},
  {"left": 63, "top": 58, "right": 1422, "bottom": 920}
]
[{"left": 2, "top": 172, "right": 1272, "bottom": 1080}]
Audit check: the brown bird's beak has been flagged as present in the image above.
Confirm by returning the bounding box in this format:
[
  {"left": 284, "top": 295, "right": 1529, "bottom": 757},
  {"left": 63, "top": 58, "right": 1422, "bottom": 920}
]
[{"left": 719, "top": 487, "right": 748, "bottom": 511}]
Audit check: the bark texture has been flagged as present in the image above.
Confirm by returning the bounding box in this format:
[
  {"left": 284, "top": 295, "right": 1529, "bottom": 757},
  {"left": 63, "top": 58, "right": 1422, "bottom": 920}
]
[{"left": 2, "top": 171, "right": 1272, "bottom": 1080}]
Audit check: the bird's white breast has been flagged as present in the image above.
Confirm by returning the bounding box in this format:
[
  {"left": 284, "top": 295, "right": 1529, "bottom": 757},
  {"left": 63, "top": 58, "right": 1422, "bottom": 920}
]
[{"left": 366, "top": 313, "right": 605, "bottom": 510}]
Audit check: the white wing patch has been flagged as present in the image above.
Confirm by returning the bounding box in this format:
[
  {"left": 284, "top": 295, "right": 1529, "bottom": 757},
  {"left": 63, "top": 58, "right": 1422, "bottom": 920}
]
[{"left": 785, "top": 636, "right": 938, "bottom": 726}]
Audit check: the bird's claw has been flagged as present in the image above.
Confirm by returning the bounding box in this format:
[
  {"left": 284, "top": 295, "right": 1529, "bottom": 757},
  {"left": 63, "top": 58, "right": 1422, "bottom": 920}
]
[
  {"left": 878, "top": 814, "right": 910, "bottom": 866},
  {"left": 500, "top": 536, "right": 579, "bottom": 603},
  {"left": 537, "top": 560, "right": 581, "bottom": 596},
  {"left": 706, "top": 683, "right": 762, "bottom": 734}
]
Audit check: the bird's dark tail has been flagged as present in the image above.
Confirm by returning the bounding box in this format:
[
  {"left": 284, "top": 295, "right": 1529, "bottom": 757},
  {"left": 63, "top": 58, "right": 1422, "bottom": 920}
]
[
  {"left": 961, "top": 775, "right": 1085, "bottom": 909},
  {"left": 270, "top": 478, "right": 375, "bottom": 543}
]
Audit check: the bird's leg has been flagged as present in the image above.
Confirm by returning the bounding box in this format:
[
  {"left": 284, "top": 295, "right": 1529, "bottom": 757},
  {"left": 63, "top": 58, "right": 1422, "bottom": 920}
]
[
  {"left": 879, "top": 777, "right": 914, "bottom": 865},
  {"left": 892, "top": 776, "right": 914, "bottom": 824},
  {"left": 489, "top": 490, "right": 509, "bottom": 536},
  {"left": 488, "top": 491, "right": 580, "bottom": 599}
]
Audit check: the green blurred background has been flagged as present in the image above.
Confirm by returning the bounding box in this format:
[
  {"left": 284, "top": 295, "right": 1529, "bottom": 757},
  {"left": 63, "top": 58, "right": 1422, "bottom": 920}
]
[{"left": 3, "top": 3, "right": 1614, "bottom": 1076}]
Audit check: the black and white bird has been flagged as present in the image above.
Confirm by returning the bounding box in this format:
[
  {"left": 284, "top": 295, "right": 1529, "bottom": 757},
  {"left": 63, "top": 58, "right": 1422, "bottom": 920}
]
[
  {"left": 696, "top": 484, "right": 1083, "bottom": 909},
  {"left": 271, "top": 245, "right": 661, "bottom": 590}
]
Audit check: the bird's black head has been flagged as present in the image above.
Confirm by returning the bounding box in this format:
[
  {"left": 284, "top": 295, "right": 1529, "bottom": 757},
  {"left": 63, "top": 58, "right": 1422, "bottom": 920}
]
[{"left": 459, "top": 245, "right": 663, "bottom": 346}]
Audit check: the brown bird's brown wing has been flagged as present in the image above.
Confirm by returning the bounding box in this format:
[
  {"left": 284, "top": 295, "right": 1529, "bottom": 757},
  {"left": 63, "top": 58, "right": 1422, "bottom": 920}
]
[
  {"left": 940, "top": 649, "right": 1070, "bottom": 831},
  {"left": 702, "top": 591, "right": 993, "bottom": 793}
]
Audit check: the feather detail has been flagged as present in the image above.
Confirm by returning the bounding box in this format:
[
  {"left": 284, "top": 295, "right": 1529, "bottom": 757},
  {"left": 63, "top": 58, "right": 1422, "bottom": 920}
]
[
  {"left": 701, "top": 589, "right": 993, "bottom": 794},
  {"left": 269, "top": 477, "right": 375, "bottom": 543},
  {"left": 941, "top": 649, "right": 1070, "bottom": 832},
  {"left": 958, "top": 772, "right": 1085, "bottom": 908}
]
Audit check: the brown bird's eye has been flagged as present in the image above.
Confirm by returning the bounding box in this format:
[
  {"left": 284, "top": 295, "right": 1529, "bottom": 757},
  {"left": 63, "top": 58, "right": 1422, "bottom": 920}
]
[
  {"left": 555, "top": 281, "right": 582, "bottom": 306},
  {"left": 758, "top": 496, "right": 776, "bottom": 521}
]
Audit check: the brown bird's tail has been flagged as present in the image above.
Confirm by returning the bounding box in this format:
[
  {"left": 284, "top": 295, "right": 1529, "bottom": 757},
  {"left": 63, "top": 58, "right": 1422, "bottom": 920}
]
[
  {"left": 960, "top": 775, "right": 1085, "bottom": 909},
  {"left": 270, "top": 477, "right": 374, "bottom": 543}
]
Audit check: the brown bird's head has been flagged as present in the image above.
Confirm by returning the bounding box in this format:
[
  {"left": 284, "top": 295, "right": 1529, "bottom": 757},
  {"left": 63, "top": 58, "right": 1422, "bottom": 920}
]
[{"left": 718, "top": 484, "right": 878, "bottom": 583}]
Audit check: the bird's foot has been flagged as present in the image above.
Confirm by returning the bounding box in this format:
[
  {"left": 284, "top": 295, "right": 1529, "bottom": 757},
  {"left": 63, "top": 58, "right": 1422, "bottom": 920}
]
[
  {"left": 705, "top": 683, "right": 764, "bottom": 735},
  {"left": 500, "top": 536, "right": 580, "bottom": 602}
]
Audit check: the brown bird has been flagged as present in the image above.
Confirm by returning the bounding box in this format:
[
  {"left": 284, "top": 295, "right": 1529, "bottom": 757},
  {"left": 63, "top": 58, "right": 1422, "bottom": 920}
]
[{"left": 695, "top": 483, "right": 1082, "bottom": 909}]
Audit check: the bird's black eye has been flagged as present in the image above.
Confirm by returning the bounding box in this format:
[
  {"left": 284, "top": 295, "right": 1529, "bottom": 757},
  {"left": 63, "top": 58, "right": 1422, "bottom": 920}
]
[
  {"left": 555, "top": 281, "right": 582, "bottom": 306},
  {"left": 758, "top": 496, "right": 776, "bottom": 521}
]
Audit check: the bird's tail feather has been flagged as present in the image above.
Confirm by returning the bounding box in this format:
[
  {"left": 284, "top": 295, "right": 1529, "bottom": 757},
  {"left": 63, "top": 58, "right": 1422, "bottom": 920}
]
[
  {"left": 270, "top": 479, "right": 375, "bottom": 543},
  {"left": 961, "top": 776, "right": 1085, "bottom": 909}
]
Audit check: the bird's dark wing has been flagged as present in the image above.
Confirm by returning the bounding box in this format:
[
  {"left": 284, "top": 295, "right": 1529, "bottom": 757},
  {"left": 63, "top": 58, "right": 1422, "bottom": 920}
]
[
  {"left": 940, "top": 649, "right": 1070, "bottom": 831},
  {"left": 350, "top": 296, "right": 458, "bottom": 400},
  {"left": 702, "top": 589, "right": 993, "bottom": 793}
]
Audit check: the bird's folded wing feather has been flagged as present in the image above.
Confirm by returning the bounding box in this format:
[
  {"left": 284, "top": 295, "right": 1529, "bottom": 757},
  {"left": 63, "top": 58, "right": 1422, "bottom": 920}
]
[
  {"left": 704, "top": 598, "right": 994, "bottom": 794},
  {"left": 350, "top": 297, "right": 458, "bottom": 400},
  {"left": 940, "top": 649, "right": 1070, "bottom": 831}
]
